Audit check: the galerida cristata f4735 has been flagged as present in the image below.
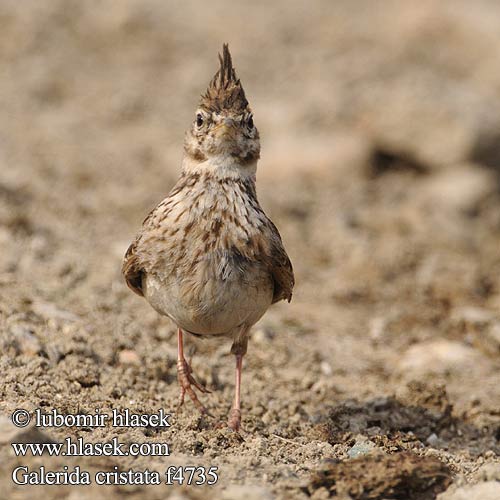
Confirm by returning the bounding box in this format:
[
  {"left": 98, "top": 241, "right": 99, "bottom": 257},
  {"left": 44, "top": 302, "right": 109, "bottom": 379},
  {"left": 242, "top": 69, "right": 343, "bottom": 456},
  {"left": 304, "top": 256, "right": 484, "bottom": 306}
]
[{"left": 122, "top": 44, "right": 294, "bottom": 431}]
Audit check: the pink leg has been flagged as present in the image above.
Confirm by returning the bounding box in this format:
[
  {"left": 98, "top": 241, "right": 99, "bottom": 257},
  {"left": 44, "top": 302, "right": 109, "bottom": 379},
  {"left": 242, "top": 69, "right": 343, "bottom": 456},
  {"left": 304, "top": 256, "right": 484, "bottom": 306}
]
[
  {"left": 228, "top": 354, "right": 243, "bottom": 431},
  {"left": 177, "top": 328, "right": 210, "bottom": 413}
]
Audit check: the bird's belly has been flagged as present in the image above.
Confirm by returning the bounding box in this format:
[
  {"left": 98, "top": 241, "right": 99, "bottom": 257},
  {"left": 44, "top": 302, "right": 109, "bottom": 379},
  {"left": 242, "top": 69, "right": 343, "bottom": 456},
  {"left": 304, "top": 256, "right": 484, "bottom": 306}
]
[{"left": 143, "top": 263, "right": 273, "bottom": 335}]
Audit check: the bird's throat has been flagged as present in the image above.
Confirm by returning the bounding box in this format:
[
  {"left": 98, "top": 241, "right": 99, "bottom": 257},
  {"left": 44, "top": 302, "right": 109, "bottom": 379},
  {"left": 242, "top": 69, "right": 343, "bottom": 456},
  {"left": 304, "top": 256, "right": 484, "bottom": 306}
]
[{"left": 182, "top": 154, "right": 257, "bottom": 182}]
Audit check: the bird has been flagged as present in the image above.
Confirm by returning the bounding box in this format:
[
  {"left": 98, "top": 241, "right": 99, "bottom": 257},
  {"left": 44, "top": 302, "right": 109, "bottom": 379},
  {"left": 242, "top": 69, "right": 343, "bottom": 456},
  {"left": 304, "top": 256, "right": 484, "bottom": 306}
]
[{"left": 122, "top": 44, "right": 294, "bottom": 431}]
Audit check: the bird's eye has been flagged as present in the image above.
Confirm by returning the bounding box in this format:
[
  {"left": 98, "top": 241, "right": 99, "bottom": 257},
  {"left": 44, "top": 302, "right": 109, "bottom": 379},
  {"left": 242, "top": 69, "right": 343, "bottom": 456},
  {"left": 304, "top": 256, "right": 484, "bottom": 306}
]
[
  {"left": 247, "top": 115, "right": 254, "bottom": 129},
  {"left": 196, "top": 114, "right": 204, "bottom": 127}
]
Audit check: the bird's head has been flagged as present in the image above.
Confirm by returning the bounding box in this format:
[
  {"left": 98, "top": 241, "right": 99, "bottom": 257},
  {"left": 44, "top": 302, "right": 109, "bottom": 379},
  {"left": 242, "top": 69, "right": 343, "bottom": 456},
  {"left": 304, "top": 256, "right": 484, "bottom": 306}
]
[{"left": 184, "top": 44, "right": 260, "bottom": 171}]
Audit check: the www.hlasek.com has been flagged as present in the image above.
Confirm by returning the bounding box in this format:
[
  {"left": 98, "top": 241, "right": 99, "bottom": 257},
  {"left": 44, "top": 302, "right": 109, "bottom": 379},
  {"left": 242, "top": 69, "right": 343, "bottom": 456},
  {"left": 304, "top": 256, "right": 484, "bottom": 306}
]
[{"left": 10, "top": 408, "right": 218, "bottom": 486}]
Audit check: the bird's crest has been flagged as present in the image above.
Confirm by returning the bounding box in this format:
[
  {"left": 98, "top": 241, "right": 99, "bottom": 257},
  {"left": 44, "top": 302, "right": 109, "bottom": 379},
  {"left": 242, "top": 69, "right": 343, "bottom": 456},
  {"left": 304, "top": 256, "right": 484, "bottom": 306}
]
[{"left": 200, "top": 44, "right": 249, "bottom": 113}]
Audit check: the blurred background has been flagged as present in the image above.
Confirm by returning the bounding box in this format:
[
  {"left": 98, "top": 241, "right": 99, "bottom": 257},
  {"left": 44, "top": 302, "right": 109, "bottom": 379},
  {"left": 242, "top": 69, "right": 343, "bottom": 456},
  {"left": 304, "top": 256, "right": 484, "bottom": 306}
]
[{"left": 1, "top": 1, "right": 499, "bottom": 498}]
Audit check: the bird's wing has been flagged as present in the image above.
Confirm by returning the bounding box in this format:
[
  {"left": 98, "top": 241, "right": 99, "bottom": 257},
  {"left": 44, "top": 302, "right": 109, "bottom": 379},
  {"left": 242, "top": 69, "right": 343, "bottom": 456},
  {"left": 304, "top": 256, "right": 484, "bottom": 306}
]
[
  {"left": 121, "top": 208, "right": 157, "bottom": 297},
  {"left": 122, "top": 173, "right": 201, "bottom": 297},
  {"left": 266, "top": 220, "right": 295, "bottom": 304},
  {"left": 122, "top": 237, "right": 145, "bottom": 296}
]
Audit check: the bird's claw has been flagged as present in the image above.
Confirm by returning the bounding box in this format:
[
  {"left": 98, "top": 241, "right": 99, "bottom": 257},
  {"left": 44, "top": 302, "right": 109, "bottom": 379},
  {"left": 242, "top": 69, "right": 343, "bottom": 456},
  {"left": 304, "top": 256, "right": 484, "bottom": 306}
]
[{"left": 177, "top": 358, "right": 210, "bottom": 414}]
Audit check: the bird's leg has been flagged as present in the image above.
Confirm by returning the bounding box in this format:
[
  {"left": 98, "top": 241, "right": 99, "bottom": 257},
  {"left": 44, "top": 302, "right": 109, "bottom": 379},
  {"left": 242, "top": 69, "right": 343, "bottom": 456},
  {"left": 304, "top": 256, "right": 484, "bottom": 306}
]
[
  {"left": 228, "top": 354, "right": 244, "bottom": 431},
  {"left": 177, "top": 328, "right": 210, "bottom": 413},
  {"left": 228, "top": 328, "right": 248, "bottom": 431}
]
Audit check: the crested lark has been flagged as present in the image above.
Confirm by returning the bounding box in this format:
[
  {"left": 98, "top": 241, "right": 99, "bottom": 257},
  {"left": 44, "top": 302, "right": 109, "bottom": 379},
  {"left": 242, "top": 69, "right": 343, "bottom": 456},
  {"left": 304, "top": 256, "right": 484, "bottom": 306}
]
[{"left": 122, "top": 44, "right": 294, "bottom": 431}]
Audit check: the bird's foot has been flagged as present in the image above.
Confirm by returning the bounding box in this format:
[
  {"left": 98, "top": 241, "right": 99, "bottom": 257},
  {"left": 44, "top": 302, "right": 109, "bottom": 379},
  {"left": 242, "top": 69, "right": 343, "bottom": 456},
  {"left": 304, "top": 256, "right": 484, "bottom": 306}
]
[
  {"left": 177, "top": 358, "right": 211, "bottom": 414},
  {"left": 227, "top": 408, "right": 241, "bottom": 432}
]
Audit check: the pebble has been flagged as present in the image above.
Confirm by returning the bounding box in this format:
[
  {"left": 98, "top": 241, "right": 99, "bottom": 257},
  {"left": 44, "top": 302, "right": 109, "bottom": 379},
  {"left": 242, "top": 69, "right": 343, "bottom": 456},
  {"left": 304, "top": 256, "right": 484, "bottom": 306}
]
[
  {"left": 320, "top": 361, "right": 332, "bottom": 376},
  {"left": 451, "top": 306, "right": 495, "bottom": 326},
  {"left": 118, "top": 349, "right": 141, "bottom": 365},
  {"left": 310, "top": 486, "right": 331, "bottom": 500},
  {"left": 222, "top": 485, "right": 273, "bottom": 500},
  {"left": 476, "top": 462, "right": 500, "bottom": 481},
  {"left": 261, "top": 412, "right": 273, "bottom": 425},
  {"left": 9, "top": 324, "right": 41, "bottom": 355},
  {"left": 168, "top": 493, "right": 189, "bottom": 500},
  {"left": 397, "top": 340, "right": 480, "bottom": 376},
  {"left": 369, "top": 316, "right": 387, "bottom": 341},
  {"left": 419, "top": 165, "right": 496, "bottom": 214},
  {"left": 32, "top": 300, "right": 80, "bottom": 323},
  {"left": 437, "top": 481, "right": 500, "bottom": 500},
  {"left": 347, "top": 436, "right": 376, "bottom": 458},
  {"left": 426, "top": 433, "right": 440, "bottom": 447},
  {"left": 252, "top": 328, "right": 274, "bottom": 344}
]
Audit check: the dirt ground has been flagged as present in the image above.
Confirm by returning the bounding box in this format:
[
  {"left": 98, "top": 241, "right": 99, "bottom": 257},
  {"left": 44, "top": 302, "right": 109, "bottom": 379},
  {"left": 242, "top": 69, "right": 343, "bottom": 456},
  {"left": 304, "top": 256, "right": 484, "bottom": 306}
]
[{"left": 1, "top": 1, "right": 499, "bottom": 499}]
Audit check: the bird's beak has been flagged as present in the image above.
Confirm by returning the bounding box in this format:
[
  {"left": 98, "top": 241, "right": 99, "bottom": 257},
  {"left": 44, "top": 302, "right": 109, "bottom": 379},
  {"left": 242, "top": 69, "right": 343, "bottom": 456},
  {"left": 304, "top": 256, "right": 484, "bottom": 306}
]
[
  {"left": 215, "top": 118, "right": 238, "bottom": 139},
  {"left": 222, "top": 117, "right": 236, "bottom": 128}
]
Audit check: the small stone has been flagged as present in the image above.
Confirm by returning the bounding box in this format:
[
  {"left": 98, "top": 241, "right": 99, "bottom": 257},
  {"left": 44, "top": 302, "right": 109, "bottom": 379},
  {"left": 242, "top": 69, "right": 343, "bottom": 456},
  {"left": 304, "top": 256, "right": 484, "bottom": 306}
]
[
  {"left": 222, "top": 485, "right": 273, "bottom": 500},
  {"left": 168, "top": 493, "right": 189, "bottom": 500},
  {"left": 369, "top": 316, "right": 387, "bottom": 340},
  {"left": 252, "top": 328, "right": 274, "bottom": 344},
  {"left": 320, "top": 361, "right": 333, "bottom": 376},
  {"left": 477, "top": 462, "right": 500, "bottom": 481},
  {"left": 118, "top": 349, "right": 140, "bottom": 365},
  {"left": 9, "top": 325, "right": 41, "bottom": 356},
  {"left": 419, "top": 165, "right": 496, "bottom": 214},
  {"left": 32, "top": 301, "right": 80, "bottom": 323},
  {"left": 397, "top": 340, "right": 480, "bottom": 377},
  {"left": 437, "top": 481, "right": 500, "bottom": 500},
  {"left": 426, "top": 433, "right": 440, "bottom": 447},
  {"left": 261, "top": 412, "right": 273, "bottom": 425},
  {"left": 451, "top": 307, "right": 495, "bottom": 326},
  {"left": 310, "top": 486, "right": 331, "bottom": 500},
  {"left": 347, "top": 436, "right": 376, "bottom": 458}
]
